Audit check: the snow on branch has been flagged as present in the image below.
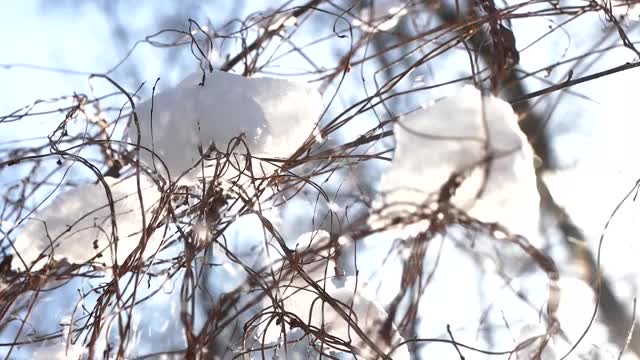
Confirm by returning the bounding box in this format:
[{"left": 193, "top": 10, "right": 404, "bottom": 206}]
[
  {"left": 13, "top": 174, "right": 162, "bottom": 271},
  {"left": 374, "top": 85, "right": 539, "bottom": 237},
  {"left": 128, "top": 70, "right": 322, "bottom": 184}
]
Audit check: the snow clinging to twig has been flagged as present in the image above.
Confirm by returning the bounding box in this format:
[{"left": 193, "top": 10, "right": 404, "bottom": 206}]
[
  {"left": 14, "top": 174, "right": 162, "bottom": 271},
  {"left": 374, "top": 85, "right": 539, "bottom": 235},
  {"left": 128, "top": 70, "right": 323, "bottom": 183}
]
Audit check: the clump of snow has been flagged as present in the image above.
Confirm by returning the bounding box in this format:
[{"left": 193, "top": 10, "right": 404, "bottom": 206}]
[
  {"left": 13, "top": 174, "right": 162, "bottom": 271},
  {"left": 255, "top": 231, "right": 409, "bottom": 360},
  {"left": 374, "top": 85, "right": 539, "bottom": 236},
  {"left": 128, "top": 70, "right": 322, "bottom": 183},
  {"left": 609, "top": 0, "right": 640, "bottom": 21},
  {"left": 262, "top": 9, "right": 298, "bottom": 31},
  {"left": 353, "top": 0, "right": 410, "bottom": 32}
]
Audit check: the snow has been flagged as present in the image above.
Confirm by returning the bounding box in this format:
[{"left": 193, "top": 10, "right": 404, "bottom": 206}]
[
  {"left": 353, "top": 0, "right": 410, "bottom": 32},
  {"left": 0, "top": 273, "right": 100, "bottom": 359},
  {"left": 3, "top": 211, "right": 278, "bottom": 359},
  {"left": 610, "top": 0, "right": 640, "bottom": 21},
  {"left": 0, "top": 267, "right": 190, "bottom": 359},
  {"left": 127, "top": 70, "right": 323, "bottom": 183},
  {"left": 254, "top": 231, "right": 410, "bottom": 360},
  {"left": 7, "top": 2, "right": 638, "bottom": 360},
  {"left": 98, "top": 272, "right": 190, "bottom": 359},
  {"left": 344, "top": 227, "right": 558, "bottom": 359},
  {"left": 3, "top": 82, "right": 544, "bottom": 358},
  {"left": 13, "top": 174, "right": 162, "bottom": 271},
  {"left": 347, "top": 86, "right": 555, "bottom": 357},
  {"left": 374, "top": 85, "right": 539, "bottom": 237}
]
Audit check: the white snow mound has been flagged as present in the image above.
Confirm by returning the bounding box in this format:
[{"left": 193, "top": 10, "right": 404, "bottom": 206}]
[
  {"left": 14, "top": 175, "right": 162, "bottom": 270},
  {"left": 128, "top": 71, "right": 323, "bottom": 182},
  {"left": 375, "top": 85, "right": 538, "bottom": 235}
]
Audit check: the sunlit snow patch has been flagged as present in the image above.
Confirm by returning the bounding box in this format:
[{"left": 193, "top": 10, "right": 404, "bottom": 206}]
[
  {"left": 14, "top": 174, "right": 162, "bottom": 271},
  {"left": 373, "top": 85, "right": 539, "bottom": 236},
  {"left": 128, "top": 70, "right": 322, "bottom": 184}
]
